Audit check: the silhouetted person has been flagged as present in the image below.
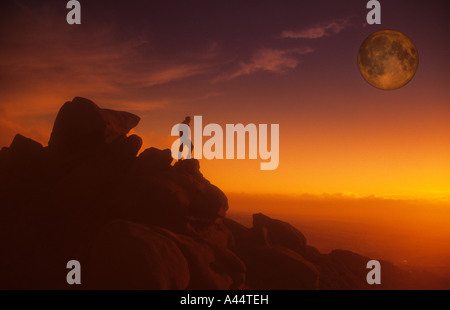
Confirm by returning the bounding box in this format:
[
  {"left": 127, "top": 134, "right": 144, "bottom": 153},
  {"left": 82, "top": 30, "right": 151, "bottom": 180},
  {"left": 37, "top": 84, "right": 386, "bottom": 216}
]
[{"left": 178, "top": 116, "right": 193, "bottom": 159}]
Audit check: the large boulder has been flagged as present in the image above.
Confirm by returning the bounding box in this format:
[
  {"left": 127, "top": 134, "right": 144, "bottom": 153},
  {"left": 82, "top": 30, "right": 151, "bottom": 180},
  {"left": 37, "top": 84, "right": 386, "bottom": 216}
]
[
  {"left": 0, "top": 134, "right": 47, "bottom": 198},
  {"left": 0, "top": 134, "right": 44, "bottom": 171},
  {"left": 186, "top": 217, "right": 235, "bottom": 249},
  {"left": 88, "top": 220, "right": 246, "bottom": 290},
  {"left": 48, "top": 97, "right": 140, "bottom": 155},
  {"left": 109, "top": 134, "right": 143, "bottom": 159},
  {"left": 189, "top": 183, "right": 229, "bottom": 218},
  {"left": 237, "top": 244, "right": 319, "bottom": 290},
  {"left": 223, "top": 218, "right": 252, "bottom": 242},
  {"left": 171, "top": 159, "right": 229, "bottom": 219},
  {"left": 137, "top": 147, "right": 173, "bottom": 172},
  {"left": 9, "top": 134, "right": 43, "bottom": 156},
  {"left": 252, "top": 213, "right": 307, "bottom": 255},
  {"left": 155, "top": 227, "right": 246, "bottom": 289},
  {"left": 173, "top": 158, "right": 202, "bottom": 177},
  {"left": 87, "top": 220, "right": 190, "bottom": 289},
  {"left": 226, "top": 214, "right": 318, "bottom": 289}
]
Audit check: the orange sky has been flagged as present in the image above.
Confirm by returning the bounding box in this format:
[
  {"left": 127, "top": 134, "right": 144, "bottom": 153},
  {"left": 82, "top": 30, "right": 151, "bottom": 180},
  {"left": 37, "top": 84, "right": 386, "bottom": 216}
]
[{"left": 1, "top": 0, "right": 449, "bottom": 200}]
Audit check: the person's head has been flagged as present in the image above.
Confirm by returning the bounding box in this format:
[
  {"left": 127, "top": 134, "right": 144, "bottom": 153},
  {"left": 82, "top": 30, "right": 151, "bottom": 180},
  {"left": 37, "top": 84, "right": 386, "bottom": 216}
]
[{"left": 184, "top": 116, "right": 191, "bottom": 124}]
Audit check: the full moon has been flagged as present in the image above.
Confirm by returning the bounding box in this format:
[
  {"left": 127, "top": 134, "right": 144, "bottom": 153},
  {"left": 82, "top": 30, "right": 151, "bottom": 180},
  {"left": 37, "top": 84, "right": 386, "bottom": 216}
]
[{"left": 357, "top": 30, "right": 419, "bottom": 90}]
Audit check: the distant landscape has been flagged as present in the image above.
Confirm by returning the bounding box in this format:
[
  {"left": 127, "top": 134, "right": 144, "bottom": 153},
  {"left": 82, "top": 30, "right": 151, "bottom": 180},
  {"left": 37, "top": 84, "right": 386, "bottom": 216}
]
[{"left": 228, "top": 193, "right": 450, "bottom": 278}]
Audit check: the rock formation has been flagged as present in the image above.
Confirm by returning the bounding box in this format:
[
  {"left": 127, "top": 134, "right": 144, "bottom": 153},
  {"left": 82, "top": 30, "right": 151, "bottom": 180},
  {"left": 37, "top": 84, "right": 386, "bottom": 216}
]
[{"left": 0, "top": 97, "right": 448, "bottom": 290}]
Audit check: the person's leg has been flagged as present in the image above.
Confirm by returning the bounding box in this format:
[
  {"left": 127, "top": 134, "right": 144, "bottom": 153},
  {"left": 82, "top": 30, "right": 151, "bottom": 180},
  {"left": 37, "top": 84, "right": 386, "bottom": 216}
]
[
  {"left": 185, "top": 142, "right": 192, "bottom": 159},
  {"left": 178, "top": 141, "right": 193, "bottom": 159},
  {"left": 177, "top": 143, "right": 184, "bottom": 160}
]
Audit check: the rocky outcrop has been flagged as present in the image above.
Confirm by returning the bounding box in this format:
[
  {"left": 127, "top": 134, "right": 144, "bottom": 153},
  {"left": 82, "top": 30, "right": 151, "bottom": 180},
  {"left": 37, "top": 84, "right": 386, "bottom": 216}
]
[
  {"left": 0, "top": 97, "right": 449, "bottom": 290},
  {"left": 155, "top": 226, "right": 245, "bottom": 289},
  {"left": 252, "top": 213, "right": 307, "bottom": 255},
  {"left": 138, "top": 147, "right": 173, "bottom": 171},
  {"left": 88, "top": 220, "right": 190, "bottom": 290},
  {"left": 218, "top": 215, "right": 320, "bottom": 289},
  {"left": 48, "top": 97, "right": 140, "bottom": 155}
]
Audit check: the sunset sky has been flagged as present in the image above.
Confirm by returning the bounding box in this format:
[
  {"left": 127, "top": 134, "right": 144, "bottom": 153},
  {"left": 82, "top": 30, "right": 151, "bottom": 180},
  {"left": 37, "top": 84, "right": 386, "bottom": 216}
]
[{"left": 1, "top": 0, "right": 449, "bottom": 200}]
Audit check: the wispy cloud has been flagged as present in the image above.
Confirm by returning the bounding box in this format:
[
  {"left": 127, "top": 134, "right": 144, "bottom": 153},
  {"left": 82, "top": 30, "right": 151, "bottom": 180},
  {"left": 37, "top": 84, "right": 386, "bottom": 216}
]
[
  {"left": 281, "top": 18, "right": 351, "bottom": 39},
  {"left": 0, "top": 6, "right": 218, "bottom": 147},
  {"left": 0, "top": 7, "right": 217, "bottom": 120},
  {"left": 216, "top": 47, "right": 314, "bottom": 81},
  {"left": 0, "top": 26, "right": 207, "bottom": 94},
  {"left": 138, "top": 65, "right": 207, "bottom": 88}
]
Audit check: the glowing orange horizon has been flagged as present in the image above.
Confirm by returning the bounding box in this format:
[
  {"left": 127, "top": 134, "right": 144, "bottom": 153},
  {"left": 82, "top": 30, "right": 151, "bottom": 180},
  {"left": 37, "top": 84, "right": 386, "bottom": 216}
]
[{"left": 1, "top": 91, "right": 448, "bottom": 201}]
